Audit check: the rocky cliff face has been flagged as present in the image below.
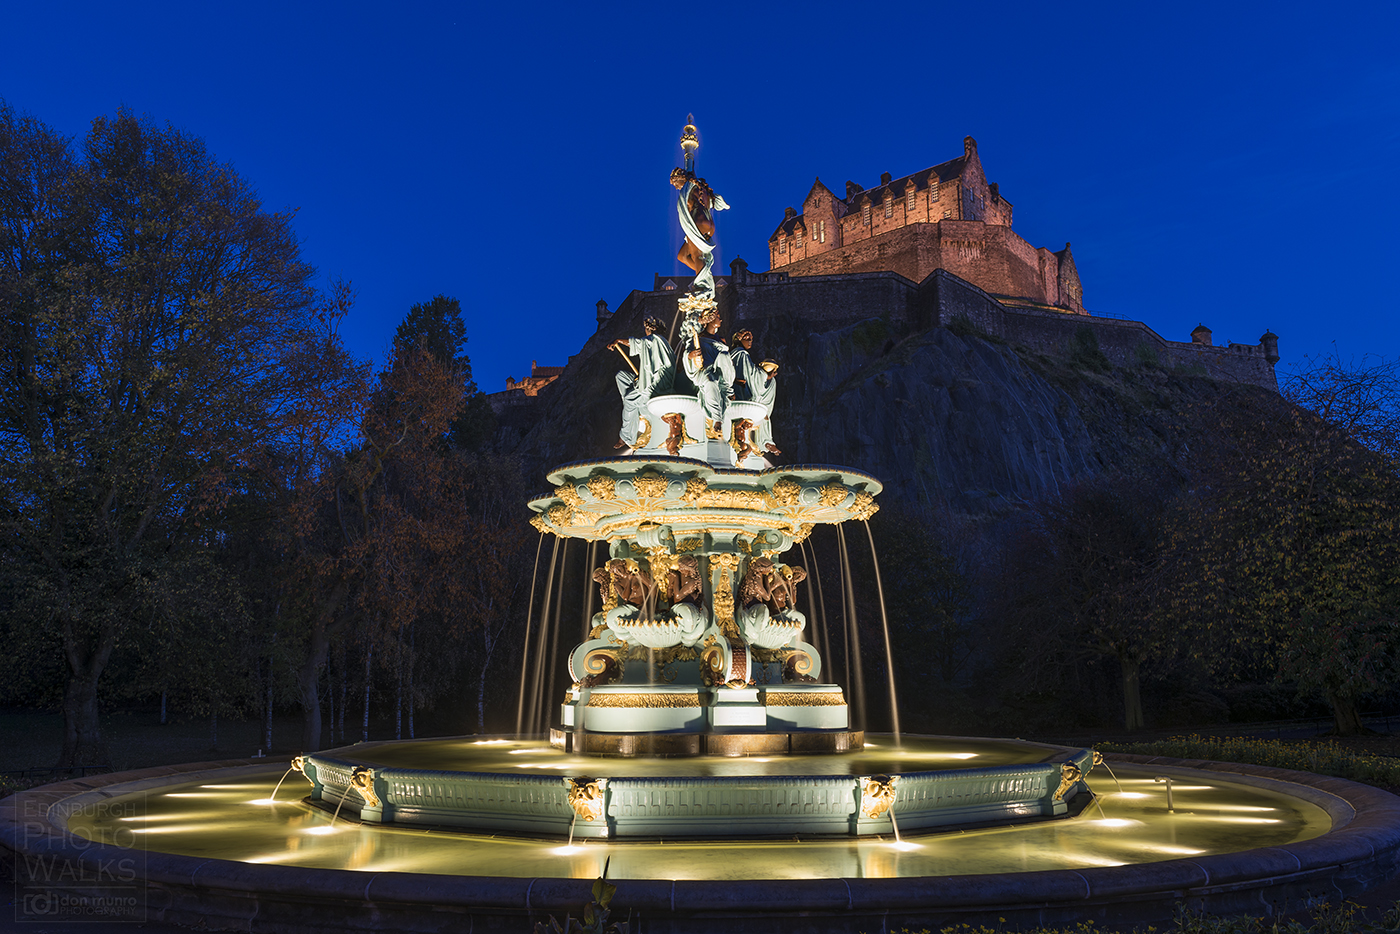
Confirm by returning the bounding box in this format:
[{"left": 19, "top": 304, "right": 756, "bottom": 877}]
[{"left": 496, "top": 299, "right": 1252, "bottom": 513}]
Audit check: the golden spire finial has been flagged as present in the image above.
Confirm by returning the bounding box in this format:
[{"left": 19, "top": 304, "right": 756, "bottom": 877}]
[{"left": 680, "top": 115, "right": 699, "bottom": 171}]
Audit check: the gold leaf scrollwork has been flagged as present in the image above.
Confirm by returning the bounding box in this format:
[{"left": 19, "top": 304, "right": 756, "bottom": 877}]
[
  {"left": 291, "top": 755, "right": 306, "bottom": 774},
  {"left": 709, "top": 553, "right": 741, "bottom": 638},
  {"left": 586, "top": 474, "right": 617, "bottom": 501},
  {"left": 633, "top": 471, "right": 669, "bottom": 499},
  {"left": 636, "top": 416, "right": 652, "bottom": 449},
  {"left": 859, "top": 774, "right": 899, "bottom": 819},
  {"left": 547, "top": 503, "right": 575, "bottom": 526},
  {"left": 819, "top": 484, "right": 850, "bottom": 507},
  {"left": 555, "top": 484, "right": 583, "bottom": 507},
  {"left": 530, "top": 514, "right": 549, "bottom": 533},
  {"left": 582, "top": 648, "right": 623, "bottom": 683},
  {"left": 1054, "top": 762, "right": 1083, "bottom": 802},
  {"left": 646, "top": 546, "right": 677, "bottom": 601},
  {"left": 851, "top": 491, "right": 879, "bottom": 521},
  {"left": 564, "top": 777, "right": 606, "bottom": 821},
  {"left": 762, "top": 691, "right": 844, "bottom": 707},
  {"left": 771, "top": 478, "right": 801, "bottom": 507},
  {"left": 676, "top": 537, "right": 704, "bottom": 553},
  {"left": 683, "top": 476, "right": 708, "bottom": 504},
  {"left": 348, "top": 766, "right": 380, "bottom": 809},
  {"left": 790, "top": 523, "right": 815, "bottom": 543},
  {"left": 700, "top": 634, "right": 726, "bottom": 686},
  {"left": 585, "top": 692, "right": 701, "bottom": 708},
  {"left": 699, "top": 489, "right": 774, "bottom": 510}
]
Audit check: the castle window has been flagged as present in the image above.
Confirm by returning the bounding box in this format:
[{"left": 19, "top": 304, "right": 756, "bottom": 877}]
[
  {"left": 819, "top": 220, "right": 826, "bottom": 243},
  {"left": 929, "top": 183, "right": 940, "bottom": 203},
  {"left": 884, "top": 196, "right": 893, "bottom": 218},
  {"left": 779, "top": 238, "right": 787, "bottom": 254},
  {"left": 907, "top": 191, "right": 915, "bottom": 211},
  {"left": 812, "top": 224, "right": 818, "bottom": 241},
  {"left": 861, "top": 203, "right": 871, "bottom": 225},
  {"left": 942, "top": 209, "right": 952, "bottom": 218}
]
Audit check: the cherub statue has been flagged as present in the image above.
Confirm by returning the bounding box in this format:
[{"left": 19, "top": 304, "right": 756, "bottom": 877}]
[
  {"left": 608, "top": 558, "right": 654, "bottom": 607},
  {"left": 667, "top": 555, "right": 705, "bottom": 608},
  {"left": 737, "top": 557, "right": 808, "bottom": 649}
]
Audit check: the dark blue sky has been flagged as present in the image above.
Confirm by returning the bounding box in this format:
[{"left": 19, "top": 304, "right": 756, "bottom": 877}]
[{"left": 4, "top": 1, "right": 1397, "bottom": 392}]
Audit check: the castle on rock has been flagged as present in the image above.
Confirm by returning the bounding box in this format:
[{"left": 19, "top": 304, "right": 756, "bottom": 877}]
[{"left": 768, "top": 136, "right": 1083, "bottom": 315}]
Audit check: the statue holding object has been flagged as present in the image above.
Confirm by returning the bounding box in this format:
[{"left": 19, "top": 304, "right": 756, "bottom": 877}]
[{"left": 609, "top": 315, "right": 674, "bottom": 451}]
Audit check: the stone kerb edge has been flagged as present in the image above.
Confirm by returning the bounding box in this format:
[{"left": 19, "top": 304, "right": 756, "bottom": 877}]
[{"left": 4, "top": 753, "right": 1400, "bottom": 930}]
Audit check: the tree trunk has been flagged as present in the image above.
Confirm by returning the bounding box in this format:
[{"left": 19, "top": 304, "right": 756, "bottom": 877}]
[
  {"left": 264, "top": 652, "right": 274, "bottom": 753},
  {"left": 395, "top": 625, "right": 403, "bottom": 740},
  {"left": 1120, "top": 654, "right": 1144, "bottom": 731},
  {"left": 1328, "top": 692, "right": 1365, "bottom": 735},
  {"left": 296, "top": 584, "right": 347, "bottom": 752},
  {"left": 297, "top": 628, "right": 329, "bottom": 751},
  {"left": 362, "top": 642, "right": 373, "bottom": 741},
  {"left": 59, "top": 670, "right": 107, "bottom": 767},
  {"left": 408, "top": 622, "right": 415, "bottom": 740},
  {"left": 338, "top": 642, "right": 347, "bottom": 743}
]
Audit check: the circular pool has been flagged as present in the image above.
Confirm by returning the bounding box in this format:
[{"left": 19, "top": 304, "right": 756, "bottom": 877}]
[{"left": 4, "top": 740, "right": 1399, "bottom": 931}]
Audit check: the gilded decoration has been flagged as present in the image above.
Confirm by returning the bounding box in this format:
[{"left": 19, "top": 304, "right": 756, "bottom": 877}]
[
  {"left": 710, "top": 553, "right": 741, "bottom": 639},
  {"left": 633, "top": 472, "right": 669, "bottom": 499},
  {"left": 555, "top": 484, "right": 583, "bottom": 508},
  {"left": 530, "top": 514, "right": 549, "bottom": 533},
  {"left": 762, "top": 691, "right": 845, "bottom": 707},
  {"left": 851, "top": 491, "right": 879, "bottom": 521},
  {"left": 586, "top": 692, "right": 701, "bottom": 708},
  {"left": 700, "top": 634, "right": 726, "bottom": 687},
  {"left": 591, "top": 564, "right": 618, "bottom": 613},
  {"left": 582, "top": 648, "right": 624, "bottom": 685},
  {"left": 564, "top": 777, "right": 606, "bottom": 821},
  {"left": 859, "top": 774, "right": 899, "bottom": 819},
  {"left": 348, "top": 766, "right": 380, "bottom": 809},
  {"left": 1054, "top": 762, "right": 1083, "bottom": 802},
  {"left": 676, "top": 537, "right": 704, "bottom": 553},
  {"left": 586, "top": 474, "right": 617, "bottom": 502},
  {"left": 819, "top": 484, "right": 850, "bottom": 507},
  {"left": 677, "top": 292, "right": 717, "bottom": 316},
  {"left": 790, "top": 523, "right": 815, "bottom": 543},
  {"left": 593, "top": 512, "right": 792, "bottom": 540},
  {"left": 699, "top": 488, "right": 775, "bottom": 511},
  {"left": 771, "top": 478, "right": 801, "bottom": 507},
  {"left": 646, "top": 546, "right": 677, "bottom": 600},
  {"left": 547, "top": 503, "right": 575, "bottom": 526},
  {"left": 291, "top": 755, "right": 306, "bottom": 774},
  {"left": 683, "top": 475, "right": 708, "bottom": 503}
]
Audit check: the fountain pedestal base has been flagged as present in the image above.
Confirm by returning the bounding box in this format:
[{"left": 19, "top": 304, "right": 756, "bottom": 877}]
[{"left": 549, "top": 727, "right": 865, "bottom": 757}]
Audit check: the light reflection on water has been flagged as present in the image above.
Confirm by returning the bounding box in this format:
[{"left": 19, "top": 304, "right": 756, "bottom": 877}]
[{"left": 65, "top": 755, "right": 1330, "bottom": 881}]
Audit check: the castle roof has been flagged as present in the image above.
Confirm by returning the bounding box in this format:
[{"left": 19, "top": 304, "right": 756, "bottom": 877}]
[{"left": 769, "top": 154, "right": 970, "bottom": 241}]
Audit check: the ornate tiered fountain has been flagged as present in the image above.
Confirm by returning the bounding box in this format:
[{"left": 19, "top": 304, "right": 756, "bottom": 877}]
[{"left": 291, "top": 118, "right": 1096, "bottom": 840}]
